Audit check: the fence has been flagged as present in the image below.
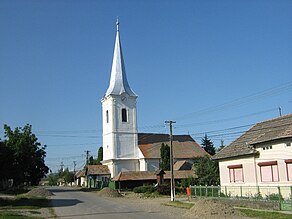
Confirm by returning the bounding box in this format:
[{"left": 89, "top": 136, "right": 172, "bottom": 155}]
[{"left": 189, "top": 185, "right": 292, "bottom": 211}]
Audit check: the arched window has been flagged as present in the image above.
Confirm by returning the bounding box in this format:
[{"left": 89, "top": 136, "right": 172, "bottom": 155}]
[
  {"left": 122, "top": 108, "right": 127, "bottom": 122},
  {"left": 106, "top": 110, "right": 109, "bottom": 123}
]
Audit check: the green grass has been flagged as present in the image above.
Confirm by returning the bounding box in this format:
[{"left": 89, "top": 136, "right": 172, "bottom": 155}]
[
  {"left": 0, "top": 196, "right": 53, "bottom": 219},
  {"left": 0, "top": 210, "right": 42, "bottom": 219},
  {"left": 239, "top": 208, "right": 292, "bottom": 219},
  {"left": 163, "top": 201, "right": 194, "bottom": 209}
]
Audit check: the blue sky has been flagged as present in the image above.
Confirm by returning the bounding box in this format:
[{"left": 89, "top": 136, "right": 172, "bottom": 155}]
[{"left": 0, "top": 0, "right": 291, "bottom": 173}]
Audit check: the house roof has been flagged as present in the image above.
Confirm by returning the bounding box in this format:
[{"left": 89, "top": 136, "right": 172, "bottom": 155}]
[
  {"left": 213, "top": 114, "right": 292, "bottom": 160},
  {"left": 87, "top": 165, "right": 111, "bottom": 175},
  {"left": 75, "top": 170, "right": 85, "bottom": 178},
  {"left": 138, "top": 133, "right": 207, "bottom": 159},
  {"left": 173, "top": 160, "right": 193, "bottom": 170},
  {"left": 112, "top": 170, "right": 196, "bottom": 181}
]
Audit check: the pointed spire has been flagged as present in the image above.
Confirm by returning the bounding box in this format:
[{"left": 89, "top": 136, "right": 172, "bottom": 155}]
[{"left": 104, "top": 19, "right": 137, "bottom": 97}]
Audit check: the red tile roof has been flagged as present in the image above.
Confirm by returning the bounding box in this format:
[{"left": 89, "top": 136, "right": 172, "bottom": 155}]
[
  {"left": 87, "top": 165, "right": 110, "bottom": 175},
  {"left": 138, "top": 133, "right": 207, "bottom": 159}
]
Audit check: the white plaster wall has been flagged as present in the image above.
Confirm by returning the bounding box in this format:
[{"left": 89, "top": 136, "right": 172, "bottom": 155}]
[
  {"left": 255, "top": 141, "right": 292, "bottom": 186},
  {"left": 219, "top": 157, "right": 257, "bottom": 187},
  {"left": 218, "top": 140, "right": 292, "bottom": 198},
  {"left": 101, "top": 95, "right": 139, "bottom": 162}
]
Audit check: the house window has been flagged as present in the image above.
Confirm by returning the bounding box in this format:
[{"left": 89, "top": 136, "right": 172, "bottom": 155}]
[
  {"left": 285, "top": 159, "right": 292, "bottom": 181},
  {"left": 122, "top": 108, "right": 127, "bottom": 122},
  {"left": 106, "top": 110, "right": 109, "bottom": 123},
  {"left": 228, "top": 164, "right": 244, "bottom": 183},
  {"left": 258, "top": 161, "right": 279, "bottom": 182}
]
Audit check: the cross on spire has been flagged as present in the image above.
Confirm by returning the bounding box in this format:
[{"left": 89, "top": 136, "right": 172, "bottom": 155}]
[{"left": 116, "top": 17, "right": 119, "bottom": 31}]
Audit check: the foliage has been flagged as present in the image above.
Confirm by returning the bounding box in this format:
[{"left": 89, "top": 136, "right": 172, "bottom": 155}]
[
  {"left": 133, "top": 185, "right": 156, "bottom": 193},
  {"left": 192, "top": 155, "right": 219, "bottom": 186},
  {"left": 201, "top": 134, "right": 216, "bottom": 155},
  {"left": 59, "top": 168, "right": 74, "bottom": 184},
  {"left": 47, "top": 173, "right": 59, "bottom": 186},
  {"left": 266, "top": 193, "right": 284, "bottom": 201},
  {"left": 88, "top": 156, "right": 100, "bottom": 165},
  {"left": 1, "top": 124, "right": 49, "bottom": 187},
  {"left": 239, "top": 208, "right": 291, "bottom": 219},
  {"left": 180, "top": 177, "right": 196, "bottom": 188},
  {"left": 0, "top": 141, "right": 14, "bottom": 186},
  {"left": 157, "top": 183, "right": 171, "bottom": 195},
  {"left": 97, "top": 147, "right": 103, "bottom": 164},
  {"left": 160, "top": 143, "right": 170, "bottom": 170}
]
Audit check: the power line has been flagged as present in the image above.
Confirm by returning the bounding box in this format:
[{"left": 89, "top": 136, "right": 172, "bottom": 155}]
[{"left": 174, "top": 81, "right": 292, "bottom": 121}]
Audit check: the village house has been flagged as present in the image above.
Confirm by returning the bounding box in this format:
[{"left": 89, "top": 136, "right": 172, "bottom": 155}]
[{"left": 213, "top": 114, "right": 292, "bottom": 198}]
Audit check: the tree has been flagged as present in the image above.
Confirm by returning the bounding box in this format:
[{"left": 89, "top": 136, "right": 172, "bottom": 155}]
[
  {"left": 0, "top": 140, "right": 15, "bottom": 189},
  {"left": 201, "top": 134, "right": 216, "bottom": 156},
  {"left": 192, "top": 155, "right": 219, "bottom": 186},
  {"left": 97, "top": 147, "right": 103, "bottom": 164},
  {"left": 160, "top": 143, "right": 170, "bottom": 170},
  {"left": 60, "top": 168, "right": 74, "bottom": 184},
  {"left": 3, "top": 124, "right": 49, "bottom": 186},
  {"left": 217, "top": 139, "right": 225, "bottom": 152},
  {"left": 89, "top": 156, "right": 99, "bottom": 165}
]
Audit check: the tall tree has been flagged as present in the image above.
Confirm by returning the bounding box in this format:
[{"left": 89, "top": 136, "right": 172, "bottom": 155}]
[
  {"left": 97, "top": 147, "right": 103, "bottom": 164},
  {"left": 160, "top": 143, "right": 170, "bottom": 170},
  {"left": 0, "top": 140, "right": 14, "bottom": 188},
  {"left": 3, "top": 124, "right": 49, "bottom": 186},
  {"left": 201, "top": 134, "right": 216, "bottom": 156},
  {"left": 193, "top": 155, "right": 219, "bottom": 186}
]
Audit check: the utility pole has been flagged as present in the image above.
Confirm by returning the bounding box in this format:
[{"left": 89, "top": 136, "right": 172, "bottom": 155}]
[
  {"left": 73, "top": 161, "right": 77, "bottom": 173},
  {"left": 165, "top": 120, "right": 176, "bottom": 202},
  {"left": 85, "top": 150, "right": 90, "bottom": 165},
  {"left": 84, "top": 150, "right": 90, "bottom": 188},
  {"left": 60, "top": 162, "right": 64, "bottom": 172}
]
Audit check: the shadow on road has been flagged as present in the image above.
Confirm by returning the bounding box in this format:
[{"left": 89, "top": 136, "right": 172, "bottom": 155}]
[
  {"left": 50, "top": 198, "right": 83, "bottom": 207},
  {"left": 48, "top": 210, "right": 159, "bottom": 218},
  {"left": 47, "top": 188, "right": 82, "bottom": 193}
]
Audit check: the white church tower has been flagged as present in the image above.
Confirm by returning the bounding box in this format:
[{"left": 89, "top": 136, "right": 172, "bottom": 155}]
[{"left": 101, "top": 20, "right": 139, "bottom": 177}]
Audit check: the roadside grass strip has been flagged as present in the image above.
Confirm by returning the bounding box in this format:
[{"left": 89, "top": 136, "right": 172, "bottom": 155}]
[
  {"left": 162, "top": 201, "right": 194, "bottom": 209},
  {"left": 237, "top": 207, "right": 292, "bottom": 219}
]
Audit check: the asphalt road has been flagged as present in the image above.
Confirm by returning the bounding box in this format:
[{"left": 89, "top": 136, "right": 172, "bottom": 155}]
[{"left": 48, "top": 187, "right": 176, "bottom": 219}]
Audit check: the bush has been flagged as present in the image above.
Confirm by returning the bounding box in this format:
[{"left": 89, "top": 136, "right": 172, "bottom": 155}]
[
  {"left": 157, "top": 184, "right": 171, "bottom": 195},
  {"left": 266, "top": 193, "right": 283, "bottom": 201},
  {"left": 133, "top": 185, "right": 156, "bottom": 193}
]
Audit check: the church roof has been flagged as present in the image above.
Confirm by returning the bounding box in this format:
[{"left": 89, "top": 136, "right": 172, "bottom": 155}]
[
  {"left": 104, "top": 20, "right": 137, "bottom": 98},
  {"left": 138, "top": 133, "right": 207, "bottom": 159},
  {"left": 213, "top": 114, "right": 292, "bottom": 160}
]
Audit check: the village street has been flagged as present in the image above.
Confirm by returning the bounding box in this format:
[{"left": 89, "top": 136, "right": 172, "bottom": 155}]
[{"left": 48, "top": 187, "right": 185, "bottom": 219}]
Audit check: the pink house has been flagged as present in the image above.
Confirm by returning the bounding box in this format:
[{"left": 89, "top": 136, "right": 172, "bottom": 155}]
[{"left": 213, "top": 114, "right": 292, "bottom": 198}]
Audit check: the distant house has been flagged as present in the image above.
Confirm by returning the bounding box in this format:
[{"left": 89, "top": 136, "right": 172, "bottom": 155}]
[
  {"left": 112, "top": 169, "right": 196, "bottom": 189},
  {"left": 75, "top": 170, "right": 86, "bottom": 187},
  {"left": 86, "top": 165, "right": 111, "bottom": 188},
  {"left": 213, "top": 114, "right": 292, "bottom": 198}
]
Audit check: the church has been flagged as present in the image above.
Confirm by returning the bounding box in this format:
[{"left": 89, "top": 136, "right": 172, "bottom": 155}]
[{"left": 101, "top": 21, "right": 207, "bottom": 178}]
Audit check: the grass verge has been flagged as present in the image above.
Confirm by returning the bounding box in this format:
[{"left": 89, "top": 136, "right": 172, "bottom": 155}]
[
  {"left": 162, "top": 201, "right": 194, "bottom": 209},
  {"left": 238, "top": 208, "right": 292, "bottom": 219}
]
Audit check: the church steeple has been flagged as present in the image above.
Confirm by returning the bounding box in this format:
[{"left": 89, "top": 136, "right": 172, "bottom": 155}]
[{"left": 104, "top": 19, "right": 137, "bottom": 97}]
